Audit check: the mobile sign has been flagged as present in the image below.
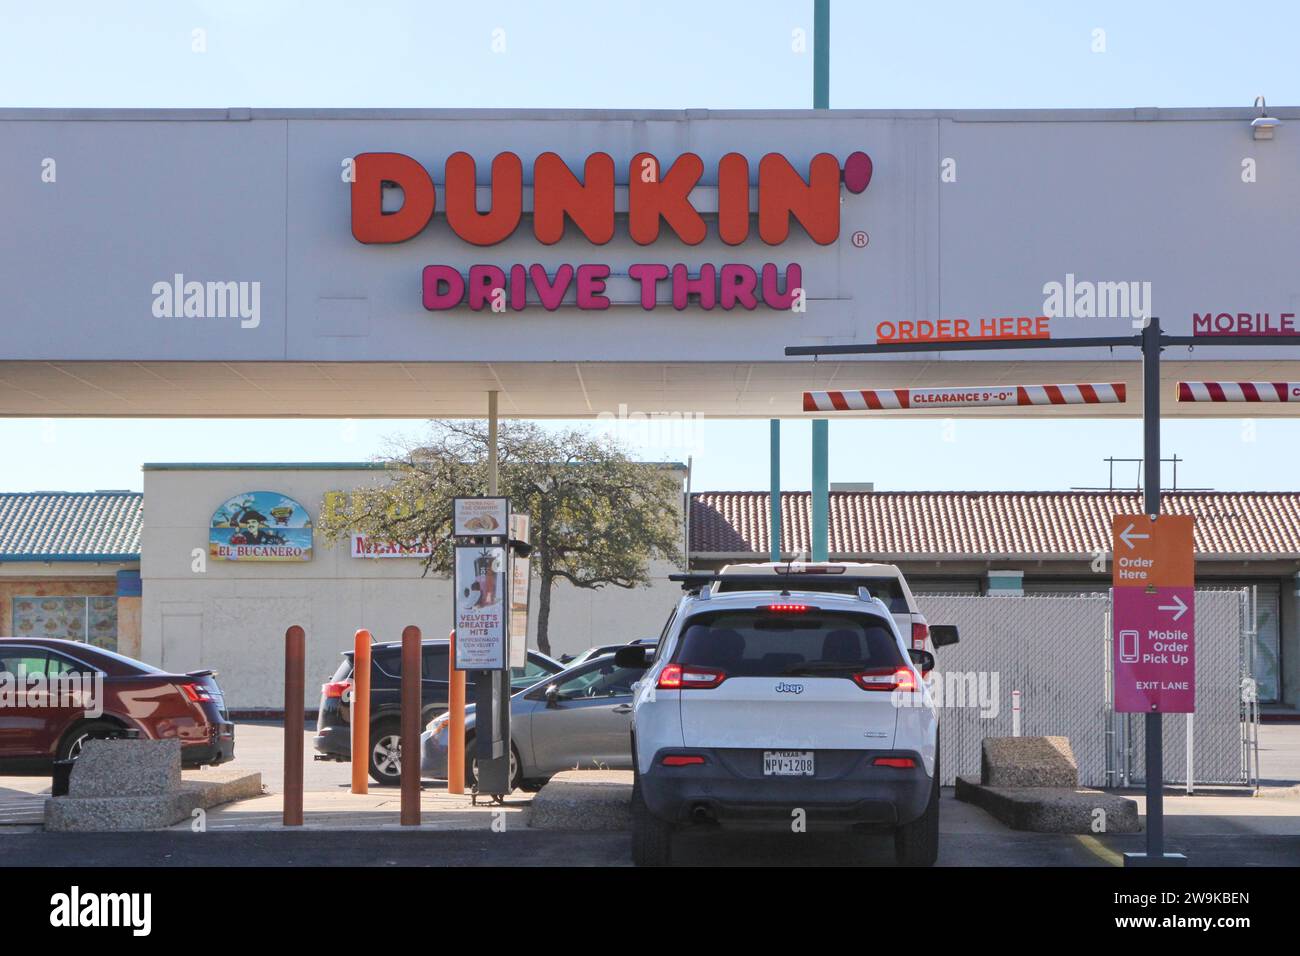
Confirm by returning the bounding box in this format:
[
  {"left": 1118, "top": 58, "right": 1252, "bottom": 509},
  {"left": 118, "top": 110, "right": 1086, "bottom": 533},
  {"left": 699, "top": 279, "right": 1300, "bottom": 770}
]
[
  {"left": 1112, "top": 515, "right": 1195, "bottom": 713},
  {"left": 453, "top": 497, "right": 508, "bottom": 537},
  {"left": 453, "top": 544, "right": 508, "bottom": 670}
]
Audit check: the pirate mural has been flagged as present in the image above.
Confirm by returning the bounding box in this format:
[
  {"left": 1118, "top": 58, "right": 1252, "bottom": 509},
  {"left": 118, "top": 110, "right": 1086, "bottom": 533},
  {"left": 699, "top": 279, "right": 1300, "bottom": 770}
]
[{"left": 210, "top": 492, "right": 313, "bottom": 561}]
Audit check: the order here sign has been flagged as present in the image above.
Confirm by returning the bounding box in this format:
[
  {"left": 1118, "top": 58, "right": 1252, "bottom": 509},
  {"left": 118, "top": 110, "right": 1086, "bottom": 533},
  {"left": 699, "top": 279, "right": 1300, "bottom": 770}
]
[{"left": 1112, "top": 515, "right": 1195, "bottom": 713}]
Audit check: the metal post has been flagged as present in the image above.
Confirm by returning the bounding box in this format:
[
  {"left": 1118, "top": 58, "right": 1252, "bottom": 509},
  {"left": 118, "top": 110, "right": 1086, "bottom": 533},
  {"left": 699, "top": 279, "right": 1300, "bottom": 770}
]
[
  {"left": 1127, "top": 316, "right": 1185, "bottom": 865},
  {"left": 810, "top": 0, "right": 830, "bottom": 561},
  {"left": 769, "top": 420, "right": 782, "bottom": 561},
  {"left": 813, "top": 0, "right": 830, "bottom": 110},
  {"left": 474, "top": 389, "right": 510, "bottom": 797},
  {"left": 350, "top": 629, "right": 372, "bottom": 795},
  {"left": 812, "top": 419, "right": 829, "bottom": 561},
  {"left": 400, "top": 624, "right": 422, "bottom": 825},
  {"left": 283, "top": 625, "right": 305, "bottom": 827}
]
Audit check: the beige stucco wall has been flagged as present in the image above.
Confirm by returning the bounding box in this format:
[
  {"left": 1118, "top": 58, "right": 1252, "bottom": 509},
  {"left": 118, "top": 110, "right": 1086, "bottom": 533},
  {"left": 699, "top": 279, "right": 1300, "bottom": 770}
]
[{"left": 142, "top": 465, "right": 682, "bottom": 710}]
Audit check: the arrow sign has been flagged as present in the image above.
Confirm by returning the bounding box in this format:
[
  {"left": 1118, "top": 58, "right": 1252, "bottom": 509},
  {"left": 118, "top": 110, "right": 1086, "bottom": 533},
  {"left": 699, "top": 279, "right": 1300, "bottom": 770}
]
[
  {"left": 1118, "top": 522, "right": 1150, "bottom": 550},
  {"left": 1157, "top": 593, "right": 1189, "bottom": 621}
]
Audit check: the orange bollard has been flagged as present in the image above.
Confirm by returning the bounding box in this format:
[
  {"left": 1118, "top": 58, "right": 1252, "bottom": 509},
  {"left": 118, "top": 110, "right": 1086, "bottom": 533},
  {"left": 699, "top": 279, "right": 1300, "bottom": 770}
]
[
  {"left": 350, "top": 629, "right": 372, "bottom": 795},
  {"left": 447, "top": 629, "right": 466, "bottom": 795},
  {"left": 283, "top": 625, "right": 305, "bottom": 826},
  {"left": 400, "top": 625, "right": 422, "bottom": 825}
]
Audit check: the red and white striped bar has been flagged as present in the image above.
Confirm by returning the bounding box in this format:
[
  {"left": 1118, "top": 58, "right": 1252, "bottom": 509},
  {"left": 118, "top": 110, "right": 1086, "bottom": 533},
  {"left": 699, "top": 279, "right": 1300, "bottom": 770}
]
[
  {"left": 803, "top": 382, "right": 1127, "bottom": 412},
  {"left": 1178, "top": 381, "right": 1300, "bottom": 403}
]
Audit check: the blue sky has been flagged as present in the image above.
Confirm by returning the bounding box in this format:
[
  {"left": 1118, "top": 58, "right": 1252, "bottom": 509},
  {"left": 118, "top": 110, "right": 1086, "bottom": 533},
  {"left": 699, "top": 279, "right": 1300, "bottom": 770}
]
[{"left": 3, "top": 1, "right": 1299, "bottom": 493}]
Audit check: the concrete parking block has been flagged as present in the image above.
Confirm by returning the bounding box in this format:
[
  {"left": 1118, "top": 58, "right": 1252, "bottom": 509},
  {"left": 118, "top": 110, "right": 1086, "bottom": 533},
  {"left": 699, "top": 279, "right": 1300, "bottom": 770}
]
[
  {"left": 955, "top": 775, "right": 1141, "bottom": 833},
  {"left": 529, "top": 770, "right": 633, "bottom": 831}
]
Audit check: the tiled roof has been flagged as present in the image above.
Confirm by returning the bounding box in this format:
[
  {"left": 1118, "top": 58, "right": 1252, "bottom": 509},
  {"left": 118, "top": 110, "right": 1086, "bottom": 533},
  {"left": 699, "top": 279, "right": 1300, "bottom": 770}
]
[
  {"left": 690, "top": 491, "right": 1300, "bottom": 559},
  {"left": 0, "top": 492, "right": 142, "bottom": 560}
]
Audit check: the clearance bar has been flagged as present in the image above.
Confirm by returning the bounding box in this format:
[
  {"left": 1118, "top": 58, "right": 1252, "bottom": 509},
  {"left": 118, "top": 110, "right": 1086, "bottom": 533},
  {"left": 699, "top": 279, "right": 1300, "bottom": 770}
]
[
  {"left": 803, "top": 382, "right": 1126, "bottom": 412},
  {"left": 1178, "top": 381, "right": 1300, "bottom": 402}
]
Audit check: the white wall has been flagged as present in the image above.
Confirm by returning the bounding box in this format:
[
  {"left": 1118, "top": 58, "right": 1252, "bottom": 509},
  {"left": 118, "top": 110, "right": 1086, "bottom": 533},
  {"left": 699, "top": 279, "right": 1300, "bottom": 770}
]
[{"left": 141, "top": 465, "right": 682, "bottom": 709}]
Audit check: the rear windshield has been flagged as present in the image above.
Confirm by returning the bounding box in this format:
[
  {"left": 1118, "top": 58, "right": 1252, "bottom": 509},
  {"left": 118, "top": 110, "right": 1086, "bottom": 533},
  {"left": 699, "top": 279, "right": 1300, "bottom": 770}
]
[
  {"left": 714, "top": 575, "right": 909, "bottom": 613},
  {"left": 674, "top": 609, "right": 904, "bottom": 677}
]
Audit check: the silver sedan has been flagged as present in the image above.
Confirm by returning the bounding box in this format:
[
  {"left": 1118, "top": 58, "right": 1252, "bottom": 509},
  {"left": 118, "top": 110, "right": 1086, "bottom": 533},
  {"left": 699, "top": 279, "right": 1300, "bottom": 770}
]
[{"left": 421, "top": 651, "right": 652, "bottom": 790}]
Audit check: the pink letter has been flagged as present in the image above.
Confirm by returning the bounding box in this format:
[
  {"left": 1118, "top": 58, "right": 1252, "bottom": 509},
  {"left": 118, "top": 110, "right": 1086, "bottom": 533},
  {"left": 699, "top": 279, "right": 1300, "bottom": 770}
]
[
  {"left": 467, "top": 265, "right": 507, "bottom": 311},
  {"left": 509, "top": 264, "right": 529, "bottom": 311},
  {"left": 529, "top": 264, "right": 575, "bottom": 311},
  {"left": 422, "top": 265, "right": 465, "bottom": 310},
  {"left": 761, "top": 263, "right": 801, "bottom": 309},
  {"left": 576, "top": 264, "right": 611, "bottom": 310},
  {"left": 719, "top": 264, "right": 759, "bottom": 310},
  {"left": 672, "top": 263, "right": 717, "bottom": 310},
  {"left": 627, "top": 263, "right": 669, "bottom": 310}
]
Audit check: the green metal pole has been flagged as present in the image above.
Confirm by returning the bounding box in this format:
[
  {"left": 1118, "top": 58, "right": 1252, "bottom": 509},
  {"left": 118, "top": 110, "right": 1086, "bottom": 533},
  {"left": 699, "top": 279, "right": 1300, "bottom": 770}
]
[
  {"left": 770, "top": 420, "right": 781, "bottom": 562},
  {"left": 811, "top": 420, "right": 829, "bottom": 561},
  {"left": 810, "top": 0, "right": 830, "bottom": 561},
  {"left": 814, "top": 0, "right": 830, "bottom": 109}
]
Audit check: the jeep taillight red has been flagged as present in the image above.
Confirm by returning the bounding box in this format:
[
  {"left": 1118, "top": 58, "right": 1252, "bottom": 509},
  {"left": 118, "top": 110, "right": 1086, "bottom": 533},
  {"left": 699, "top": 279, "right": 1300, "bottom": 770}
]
[
  {"left": 911, "top": 621, "right": 929, "bottom": 649},
  {"left": 762, "top": 603, "right": 813, "bottom": 613},
  {"left": 852, "top": 666, "right": 916, "bottom": 692},
  {"left": 657, "top": 663, "right": 726, "bottom": 690}
]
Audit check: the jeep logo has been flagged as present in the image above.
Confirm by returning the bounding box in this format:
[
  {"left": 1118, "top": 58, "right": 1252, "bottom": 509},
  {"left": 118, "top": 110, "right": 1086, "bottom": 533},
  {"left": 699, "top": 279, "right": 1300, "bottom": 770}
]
[{"left": 774, "top": 681, "right": 804, "bottom": 695}]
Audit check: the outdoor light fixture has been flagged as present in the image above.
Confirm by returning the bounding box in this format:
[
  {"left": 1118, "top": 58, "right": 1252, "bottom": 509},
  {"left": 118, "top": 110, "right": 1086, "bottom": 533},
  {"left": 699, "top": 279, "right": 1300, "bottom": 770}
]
[{"left": 1251, "top": 96, "right": 1279, "bottom": 140}]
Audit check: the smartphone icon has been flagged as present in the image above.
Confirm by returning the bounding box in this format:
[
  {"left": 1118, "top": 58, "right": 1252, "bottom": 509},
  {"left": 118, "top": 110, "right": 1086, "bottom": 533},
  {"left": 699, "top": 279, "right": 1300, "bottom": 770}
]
[{"left": 1119, "top": 629, "right": 1139, "bottom": 663}]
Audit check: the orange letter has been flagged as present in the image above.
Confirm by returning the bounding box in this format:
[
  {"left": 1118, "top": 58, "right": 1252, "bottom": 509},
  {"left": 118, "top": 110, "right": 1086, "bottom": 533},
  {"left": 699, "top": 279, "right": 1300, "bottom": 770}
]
[
  {"left": 444, "top": 151, "right": 523, "bottom": 246},
  {"left": 717, "top": 152, "right": 750, "bottom": 245},
  {"left": 533, "top": 152, "right": 615, "bottom": 245},
  {"left": 351, "top": 152, "right": 435, "bottom": 244},
  {"left": 758, "top": 152, "right": 840, "bottom": 245},
  {"left": 629, "top": 152, "right": 706, "bottom": 245}
]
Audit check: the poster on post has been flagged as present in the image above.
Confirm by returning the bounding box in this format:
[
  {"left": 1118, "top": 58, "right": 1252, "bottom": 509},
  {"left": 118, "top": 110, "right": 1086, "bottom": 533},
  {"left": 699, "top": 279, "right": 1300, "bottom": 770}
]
[
  {"left": 453, "top": 496, "right": 509, "bottom": 537},
  {"left": 453, "top": 544, "right": 507, "bottom": 670}
]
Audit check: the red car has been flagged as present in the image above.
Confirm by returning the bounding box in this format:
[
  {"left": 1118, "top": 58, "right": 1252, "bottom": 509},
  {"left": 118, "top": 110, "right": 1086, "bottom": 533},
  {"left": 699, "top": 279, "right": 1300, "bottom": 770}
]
[{"left": 0, "top": 637, "right": 234, "bottom": 766}]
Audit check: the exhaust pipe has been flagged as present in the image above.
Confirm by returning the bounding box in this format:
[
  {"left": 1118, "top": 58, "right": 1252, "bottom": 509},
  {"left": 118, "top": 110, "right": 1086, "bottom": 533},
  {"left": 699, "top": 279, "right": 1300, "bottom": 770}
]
[{"left": 690, "top": 803, "right": 716, "bottom": 825}]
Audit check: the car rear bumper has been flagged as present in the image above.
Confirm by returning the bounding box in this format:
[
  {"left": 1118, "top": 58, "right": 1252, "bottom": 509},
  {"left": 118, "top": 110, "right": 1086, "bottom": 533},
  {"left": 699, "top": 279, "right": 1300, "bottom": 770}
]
[
  {"left": 640, "top": 747, "right": 932, "bottom": 828},
  {"left": 312, "top": 723, "right": 351, "bottom": 761},
  {"left": 183, "top": 721, "right": 235, "bottom": 767}
]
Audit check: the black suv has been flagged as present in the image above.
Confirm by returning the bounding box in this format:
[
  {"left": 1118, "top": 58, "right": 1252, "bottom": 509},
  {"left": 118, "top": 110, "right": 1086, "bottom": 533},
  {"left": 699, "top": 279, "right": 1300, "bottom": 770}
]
[{"left": 314, "top": 639, "right": 562, "bottom": 785}]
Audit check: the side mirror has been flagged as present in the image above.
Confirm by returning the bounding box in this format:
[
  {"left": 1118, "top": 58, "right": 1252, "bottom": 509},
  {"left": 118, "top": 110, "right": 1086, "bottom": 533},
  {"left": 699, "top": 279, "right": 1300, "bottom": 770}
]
[
  {"left": 613, "top": 646, "right": 651, "bottom": 669},
  {"left": 930, "top": 625, "right": 960, "bottom": 648},
  {"left": 544, "top": 684, "right": 560, "bottom": 708},
  {"left": 908, "top": 649, "right": 936, "bottom": 675}
]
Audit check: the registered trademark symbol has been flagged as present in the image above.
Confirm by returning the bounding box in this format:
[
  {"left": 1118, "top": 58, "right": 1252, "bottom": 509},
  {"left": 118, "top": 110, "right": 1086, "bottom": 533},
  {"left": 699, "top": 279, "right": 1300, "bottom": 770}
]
[{"left": 851, "top": 231, "right": 869, "bottom": 248}]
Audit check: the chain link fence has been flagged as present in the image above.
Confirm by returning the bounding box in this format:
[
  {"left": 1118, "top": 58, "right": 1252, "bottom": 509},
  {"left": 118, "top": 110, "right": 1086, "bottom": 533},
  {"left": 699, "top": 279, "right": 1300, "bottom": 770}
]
[{"left": 916, "top": 591, "right": 1253, "bottom": 788}]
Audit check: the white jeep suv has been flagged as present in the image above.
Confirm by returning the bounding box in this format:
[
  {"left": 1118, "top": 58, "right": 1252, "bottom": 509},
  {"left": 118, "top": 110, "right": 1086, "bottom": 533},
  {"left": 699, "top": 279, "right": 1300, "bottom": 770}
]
[{"left": 617, "top": 567, "right": 957, "bottom": 867}]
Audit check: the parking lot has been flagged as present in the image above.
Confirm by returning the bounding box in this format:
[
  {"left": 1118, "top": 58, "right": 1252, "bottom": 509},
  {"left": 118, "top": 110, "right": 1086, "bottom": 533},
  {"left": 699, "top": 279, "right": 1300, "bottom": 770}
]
[{"left": 2, "top": 721, "right": 1297, "bottom": 867}]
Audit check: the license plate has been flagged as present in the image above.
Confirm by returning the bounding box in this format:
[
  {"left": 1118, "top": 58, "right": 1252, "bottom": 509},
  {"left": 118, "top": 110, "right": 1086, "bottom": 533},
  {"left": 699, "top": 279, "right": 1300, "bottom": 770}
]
[{"left": 763, "top": 750, "right": 814, "bottom": 776}]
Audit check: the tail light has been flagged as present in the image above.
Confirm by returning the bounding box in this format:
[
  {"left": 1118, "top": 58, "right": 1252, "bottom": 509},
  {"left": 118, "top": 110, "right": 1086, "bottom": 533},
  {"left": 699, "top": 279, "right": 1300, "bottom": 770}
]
[
  {"left": 661, "top": 754, "right": 706, "bottom": 767},
  {"left": 657, "top": 663, "right": 726, "bottom": 690},
  {"left": 852, "top": 666, "right": 917, "bottom": 692},
  {"left": 762, "top": 603, "right": 814, "bottom": 613},
  {"left": 911, "top": 621, "right": 929, "bottom": 650},
  {"left": 322, "top": 679, "right": 352, "bottom": 699},
  {"left": 873, "top": 756, "right": 917, "bottom": 769},
  {"left": 180, "top": 682, "right": 214, "bottom": 703}
]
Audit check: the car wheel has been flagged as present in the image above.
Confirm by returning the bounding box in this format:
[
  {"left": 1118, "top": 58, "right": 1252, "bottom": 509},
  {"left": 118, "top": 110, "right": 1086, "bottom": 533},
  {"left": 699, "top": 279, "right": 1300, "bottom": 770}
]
[
  {"left": 465, "top": 735, "right": 522, "bottom": 792},
  {"left": 630, "top": 768, "right": 673, "bottom": 867},
  {"left": 894, "top": 749, "right": 940, "bottom": 867},
  {"left": 368, "top": 720, "right": 403, "bottom": 786},
  {"left": 58, "top": 721, "right": 123, "bottom": 762}
]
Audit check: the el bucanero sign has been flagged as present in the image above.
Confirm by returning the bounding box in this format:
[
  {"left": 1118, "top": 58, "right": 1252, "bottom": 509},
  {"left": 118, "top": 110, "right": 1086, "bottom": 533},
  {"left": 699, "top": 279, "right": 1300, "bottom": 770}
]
[{"left": 349, "top": 149, "right": 874, "bottom": 312}]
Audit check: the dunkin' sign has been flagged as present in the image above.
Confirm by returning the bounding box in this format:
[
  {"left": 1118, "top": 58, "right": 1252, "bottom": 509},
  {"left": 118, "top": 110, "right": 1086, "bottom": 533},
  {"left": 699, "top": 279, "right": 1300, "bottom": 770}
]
[{"left": 349, "top": 150, "right": 873, "bottom": 312}]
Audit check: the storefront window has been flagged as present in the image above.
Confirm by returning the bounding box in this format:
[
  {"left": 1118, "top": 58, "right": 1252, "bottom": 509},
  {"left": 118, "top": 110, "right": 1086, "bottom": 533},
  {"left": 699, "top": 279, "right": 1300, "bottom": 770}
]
[{"left": 10, "top": 596, "right": 118, "bottom": 651}]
